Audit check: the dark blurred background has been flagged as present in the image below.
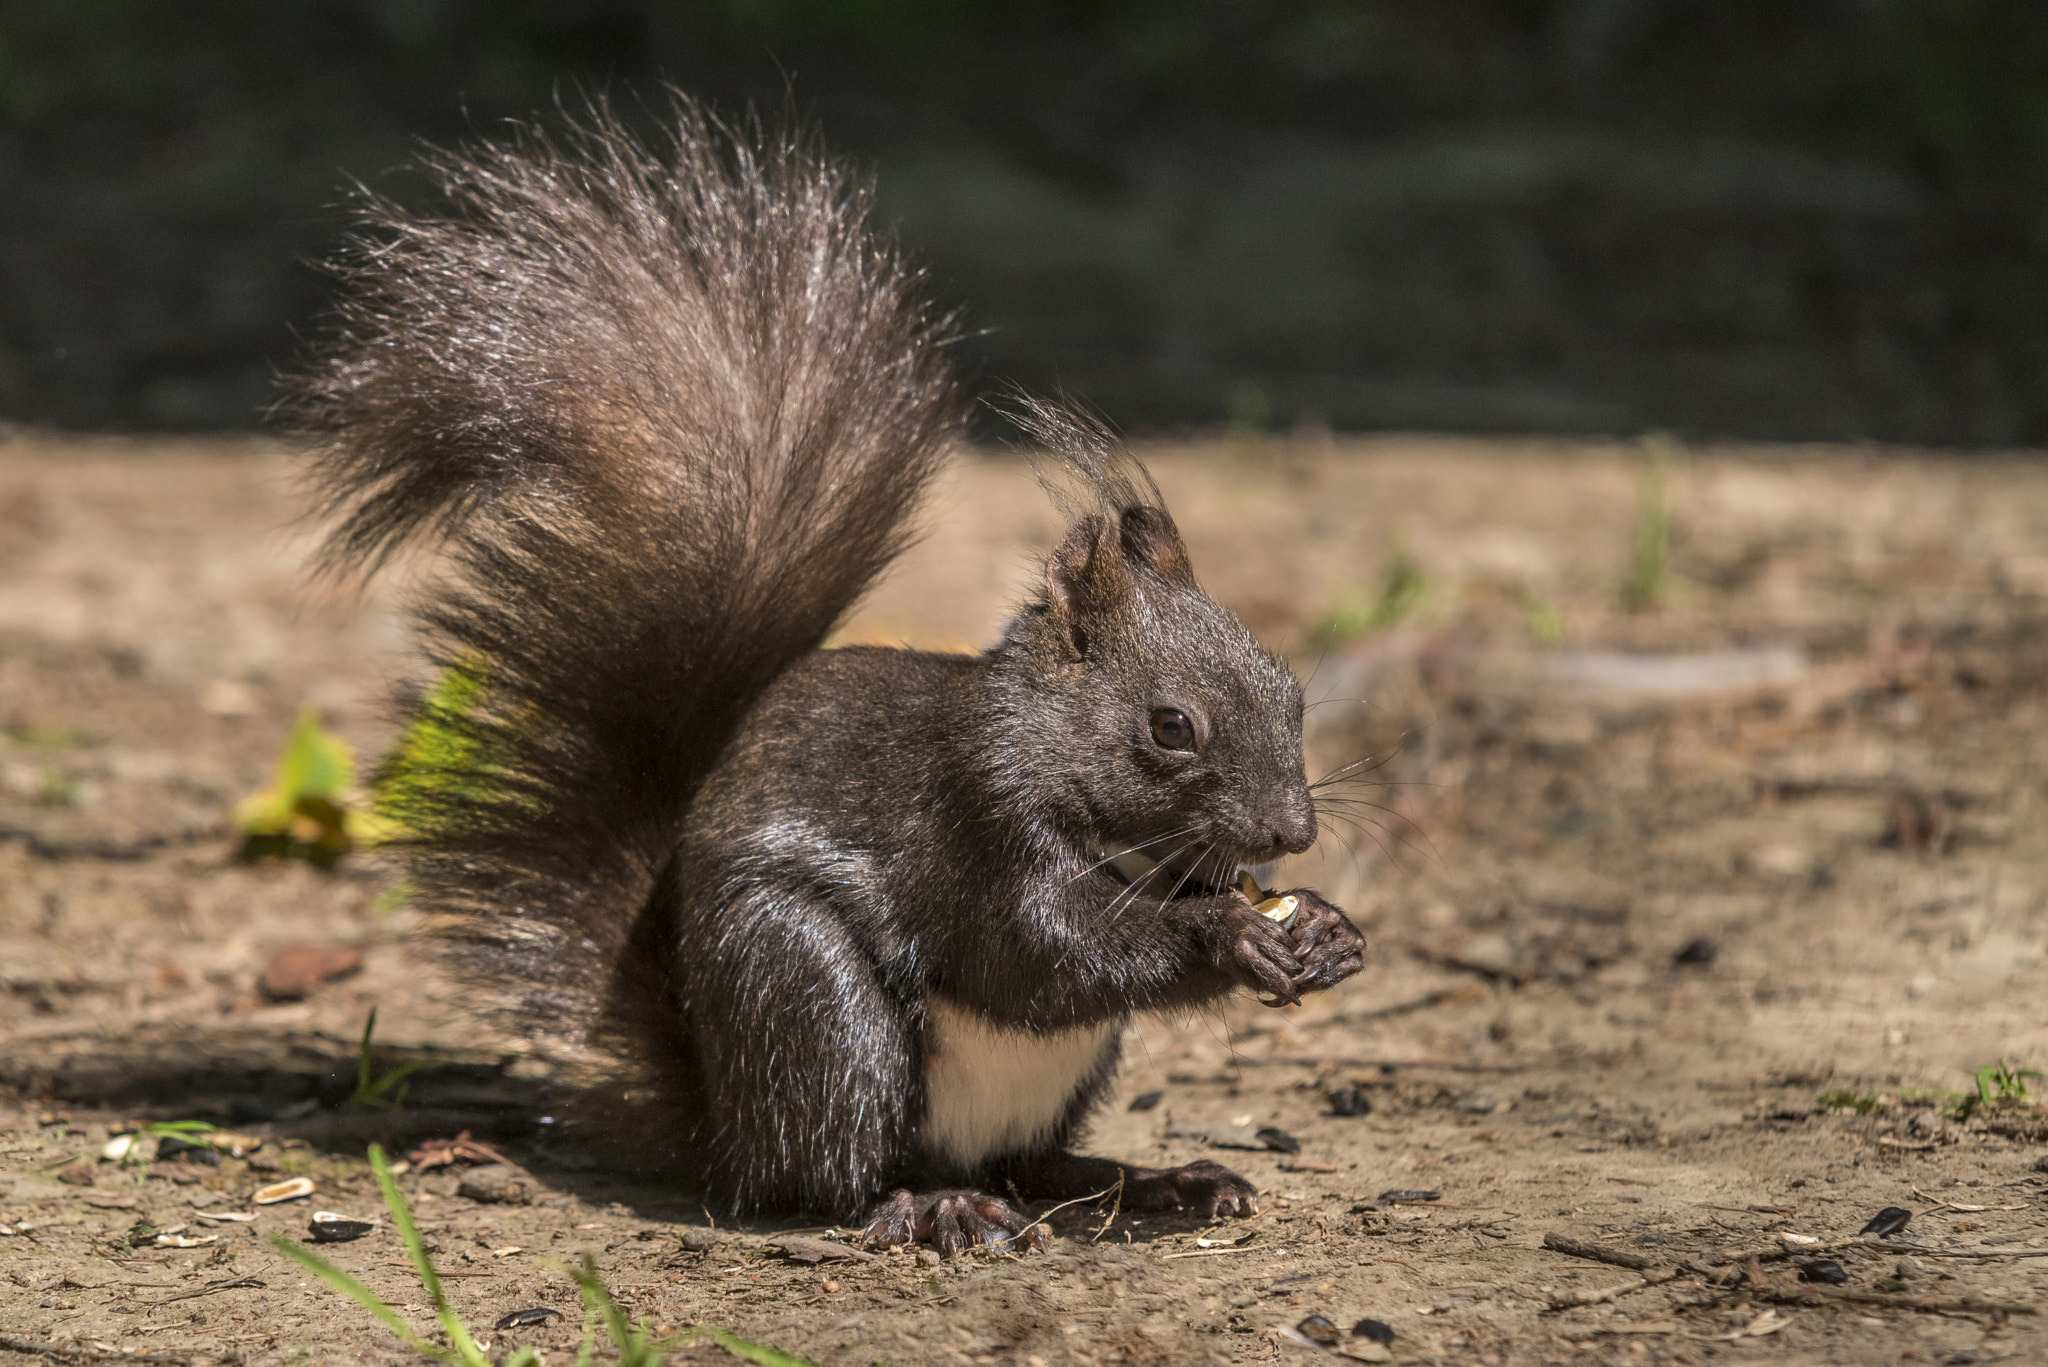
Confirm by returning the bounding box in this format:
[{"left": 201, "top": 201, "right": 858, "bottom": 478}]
[{"left": 4, "top": 0, "right": 2047, "bottom": 443}]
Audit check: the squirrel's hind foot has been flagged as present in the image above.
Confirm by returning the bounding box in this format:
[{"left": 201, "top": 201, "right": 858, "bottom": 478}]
[{"left": 860, "top": 1188, "right": 1047, "bottom": 1257}]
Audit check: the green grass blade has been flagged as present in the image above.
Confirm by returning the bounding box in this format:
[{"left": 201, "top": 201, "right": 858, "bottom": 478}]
[
  {"left": 367, "top": 1143, "right": 487, "bottom": 1362},
  {"left": 270, "top": 1233, "right": 452, "bottom": 1363},
  {"left": 708, "top": 1327, "right": 821, "bottom": 1367},
  {"left": 357, "top": 1009, "right": 378, "bottom": 1099},
  {"left": 571, "top": 1254, "right": 641, "bottom": 1357}
]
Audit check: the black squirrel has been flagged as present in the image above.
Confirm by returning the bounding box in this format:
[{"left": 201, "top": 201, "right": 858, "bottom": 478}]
[{"left": 290, "top": 97, "right": 1366, "bottom": 1252}]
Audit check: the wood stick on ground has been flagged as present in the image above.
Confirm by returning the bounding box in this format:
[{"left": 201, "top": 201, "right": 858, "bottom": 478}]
[
  {"left": 1543, "top": 1233, "right": 1659, "bottom": 1270},
  {"left": 1550, "top": 1271, "right": 1682, "bottom": 1309},
  {"left": 1711, "top": 1237, "right": 2048, "bottom": 1267},
  {"left": 1748, "top": 1254, "right": 2039, "bottom": 1317},
  {"left": 0, "top": 1337, "right": 217, "bottom": 1365},
  {"left": 1542, "top": 1233, "right": 1684, "bottom": 1308},
  {"left": 1864, "top": 1242, "right": 2048, "bottom": 1260},
  {"left": 151, "top": 1275, "right": 265, "bottom": 1306},
  {"left": 1749, "top": 1282, "right": 2040, "bottom": 1316}
]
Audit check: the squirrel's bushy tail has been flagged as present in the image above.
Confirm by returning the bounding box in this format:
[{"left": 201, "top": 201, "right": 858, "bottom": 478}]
[{"left": 288, "top": 97, "right": 961, "bottom": 1077}]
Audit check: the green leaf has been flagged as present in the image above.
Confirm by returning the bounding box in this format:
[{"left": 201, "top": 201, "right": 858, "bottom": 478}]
[{"left": 233, "top": 710, "right": 361, "bottom": 864}]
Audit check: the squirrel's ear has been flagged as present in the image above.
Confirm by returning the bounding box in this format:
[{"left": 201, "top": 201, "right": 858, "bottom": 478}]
[
  {"left": 1046, "top": 513, "right": 1127, "bottom": 659},
  {"left": 1117, "top": 504, "right": 1193, "bottom": 585}
]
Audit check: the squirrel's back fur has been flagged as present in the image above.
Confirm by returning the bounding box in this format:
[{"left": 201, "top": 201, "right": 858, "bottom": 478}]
[{"left": 288, "top": 98, "right": 963, "bottom": 1072}]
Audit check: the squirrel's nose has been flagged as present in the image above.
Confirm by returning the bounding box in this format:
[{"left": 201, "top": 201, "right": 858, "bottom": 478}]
[{"left": 1271, "top": 792, "right": 1317, "bottom": 855}]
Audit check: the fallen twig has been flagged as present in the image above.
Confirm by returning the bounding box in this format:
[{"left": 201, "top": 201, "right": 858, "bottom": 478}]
[
  {"left": 1542, "top": 1234, "right": 1657, "bottom": 1270},
  {"left": 1706, "top": 1237, "right": 2048, "bottom": 1266},
  {"left": 1551, "top": 1272, "right": 1681, "bottom": 1308},
  {"left": 151, "top": 1275, "right": 265, "bottom": 1305},
  {"left": 1864, "top": 1242, "right": 2048, "bottom": 1260},
  {"left": 1542, "top": 1234, "right": 1681, "bottom": 1308},
  {"left": 1032, "top": 1182, "right": 1120, "bottom": 1231},
  {"left": 0, "top": 1337, "right": 216, "bottom": 1365},
  {"left": 1753, "top": 1283, "right": 2038, "bottom": 1315},
  {"left": 1090, "top": 1173, "right": 1126, "bottom": 1242},
  {"left": 1227, "top": 1055, "right": 1521, "bottom": 1074}
]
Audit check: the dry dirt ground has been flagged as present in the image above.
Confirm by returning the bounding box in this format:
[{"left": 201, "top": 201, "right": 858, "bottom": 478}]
[{"left": 1, "top": 432, "right": 2045, "bottom": 1367}]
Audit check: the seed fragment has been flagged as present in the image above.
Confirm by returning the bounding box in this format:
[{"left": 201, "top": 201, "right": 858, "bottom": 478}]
[
  {"left": 1237, "top": 872, "right": 1300, "bottom": 924},
  {"left": 309, "top": 1214, "right": 375, "bottom": 1243},
  {"left": 1256, "top": 1127, "right": 1301, "bottom": 1154},
  {"left": 493, "top": 1307, "right": 563, "bottom": 1330},
  {"left": 1352, "top": 1318, "right": 1396, "bottom": 1346},
  {"left": 1375, "top": 1189, "right": 1441, "bottom": 1205},
  {"left": 1797, "top": 1259, "right": 1847, "bottom": 1284},
  {"left": 1295, "top": 1314, "right": 1340, "bottom": 1346},
  {"left": 1858, "top": 1206, "right": 1912, "bottom": 1237},
  {"left": 253, "top": 1176, "right": 315, "bottom": 1205}
]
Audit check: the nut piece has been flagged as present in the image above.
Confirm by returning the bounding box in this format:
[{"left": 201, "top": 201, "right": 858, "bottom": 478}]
[{"left": 1236, "top": 872, "right": 1300, "bottom": 925}]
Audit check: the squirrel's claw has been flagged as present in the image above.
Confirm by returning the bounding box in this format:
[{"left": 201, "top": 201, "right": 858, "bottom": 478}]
[
  {"left": 860, "top": 1188, "right": 1046, "bottom": 1257},
  {"left": 1221, "top": 892, "right": 1304, "bottom": 1004}
]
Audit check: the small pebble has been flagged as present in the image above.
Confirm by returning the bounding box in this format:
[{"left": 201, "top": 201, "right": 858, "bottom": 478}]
[
  {"left": 1894, "top": 1256, "right": 1926, "bottom": 1279},
  {"left": 492, "top": 1307, "right": 563, "bottom": 1330},
  {"left": 2033, "top": 1154, "right": 2048, "bottom": 1173},
  {"left": 1326, "top": 1085, "right": 1373, "bottom": 1117},
  {"left": 457, "top": 1164, "right": 534, "bottom": 1205},
  {"left": 916, "top": 1249, "right": 941, "bottom": 1267},
  {"left": 55, "top": 1162, "right": 94, "bottom": 1187},
  {"left": 1673, "top": 937, "right": 1717, "bottom": 967},
  {"left": 258, "top": 943, "right": 364, "bottom": 1001},
  {"left": 1352, "top": 1318, "right": 1396, "bottom": 1346},
  {"left": 1859, "top": 1206, "right": 1912, "bottom": 1237},
  {"left": 1127, "top": 1091, "right": 1163, "bottom": 1112},
  {"left": 823, "top": 1279, "right": 841, "bottom": 1292},
  {"left": 1797, "top": 1259, "right": 1847, "bottom": 1284},
  {"left": 676, "top": 1227, "right": 723, "bottom": 1252},
  {"left": 1295, "top": 1314, "right": 1339, "bottom": 1346}
]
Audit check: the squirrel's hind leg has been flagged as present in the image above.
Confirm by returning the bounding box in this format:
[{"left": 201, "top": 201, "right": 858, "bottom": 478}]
[{"left": 672, "top": 877, "right": 917, "bottom": 1216}]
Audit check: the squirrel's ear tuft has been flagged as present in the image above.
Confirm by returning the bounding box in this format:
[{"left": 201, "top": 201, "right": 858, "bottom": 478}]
[
  {"left": 1118, "top": 504, "right": 1193, "bottom": 584},
  {"left": 1046, "top": 513, "right": 1129, "bottom": 659}
]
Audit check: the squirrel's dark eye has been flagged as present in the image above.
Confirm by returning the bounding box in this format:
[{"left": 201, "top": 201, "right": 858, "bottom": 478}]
[{"left": 1149, "top": 708, "right": 1195, "bottom": 752}]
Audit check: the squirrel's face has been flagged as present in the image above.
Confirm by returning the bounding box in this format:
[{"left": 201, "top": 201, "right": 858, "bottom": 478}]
[{"left": 1012, "top": 504, "right": 1317, "bottom": 886}]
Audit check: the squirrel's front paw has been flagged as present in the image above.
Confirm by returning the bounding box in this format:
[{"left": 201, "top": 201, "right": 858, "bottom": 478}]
[
  {"left": 1280, "top": 889, "right": 1366, "bottom": 992},
  {"left": 1158, "top": 1159, "right": 1258, "bottom": 1219},
  {"left": 1214, "top": 894, "right": 1304, "bottom": 1005}
]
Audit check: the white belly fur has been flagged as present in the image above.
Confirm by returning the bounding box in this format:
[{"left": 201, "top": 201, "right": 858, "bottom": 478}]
[{"left": 921, "top": 996, "right": 1121, "bottom": 1170}]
